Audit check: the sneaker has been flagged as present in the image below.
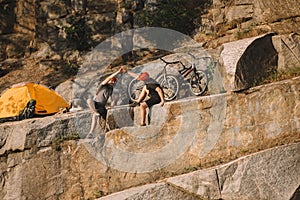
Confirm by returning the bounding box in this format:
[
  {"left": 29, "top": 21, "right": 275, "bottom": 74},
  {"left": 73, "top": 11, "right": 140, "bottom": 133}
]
[{"left": 129, "top": 101, "right": 140, "bottom": 107}]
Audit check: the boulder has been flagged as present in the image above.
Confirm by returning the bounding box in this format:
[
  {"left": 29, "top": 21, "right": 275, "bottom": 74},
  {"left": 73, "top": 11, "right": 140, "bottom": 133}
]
[
  {"left": 0, "top": 76, "right": 299, "bottom": 199},
  {"left": 220, "top": 33, "right": 278, "bottom": 91}
]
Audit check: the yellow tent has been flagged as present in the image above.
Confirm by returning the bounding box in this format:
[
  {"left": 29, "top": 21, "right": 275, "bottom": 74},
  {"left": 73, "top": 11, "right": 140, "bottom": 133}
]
[{"left": 0, "top": 82, "right": 71, "bottom": 119}]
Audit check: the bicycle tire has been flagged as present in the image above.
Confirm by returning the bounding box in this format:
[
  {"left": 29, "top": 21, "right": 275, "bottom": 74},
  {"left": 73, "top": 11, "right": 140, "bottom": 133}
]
[
  {"left": 190, "top": 70, "right": 208, "bottom": 96},
  {"left": 157, "top": 74, "right": 179, "bottom": 101},
  {"left": 127, "top": 79, "right": 144, "bottom": 102}
]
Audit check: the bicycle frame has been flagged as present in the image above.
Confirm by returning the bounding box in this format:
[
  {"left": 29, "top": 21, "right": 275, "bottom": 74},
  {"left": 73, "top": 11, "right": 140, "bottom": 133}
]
[
  {"left": 160, "top": 57, "right": 194, "bottom": 80},
  {"left": 159, "top": 57, "right": 208, "bottom": 97},
  {"left": 159, "top": 58, "right": 181, "bottom": 78}
]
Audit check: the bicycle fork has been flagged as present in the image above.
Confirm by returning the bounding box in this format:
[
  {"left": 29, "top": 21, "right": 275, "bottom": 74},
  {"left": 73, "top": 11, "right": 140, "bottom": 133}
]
[{"left": 162, "top": 66, "right": 170, "bottom": 87}]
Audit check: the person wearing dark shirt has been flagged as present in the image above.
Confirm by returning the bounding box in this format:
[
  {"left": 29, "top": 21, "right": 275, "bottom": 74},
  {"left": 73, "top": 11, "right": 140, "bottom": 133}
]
[
  {"left": 126, "top": 70, "right": 165, "bottom": 126},
  {"left": 87, "top": 68, "right": 124, "bottom": 136}
]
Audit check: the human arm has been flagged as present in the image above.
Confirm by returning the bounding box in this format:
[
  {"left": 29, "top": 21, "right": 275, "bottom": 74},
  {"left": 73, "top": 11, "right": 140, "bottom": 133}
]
[
  {"left": 100, "top": 67, "right": 125, "bottom": 85},
  {"left": 126, "top": 70, "right": 140, "bottom": 79},
  {"left": 96, "top": 67, "right": 124, "bottom": 98},
  {"left": 155, "top": 87, "right": 165, "bottom": 107}
]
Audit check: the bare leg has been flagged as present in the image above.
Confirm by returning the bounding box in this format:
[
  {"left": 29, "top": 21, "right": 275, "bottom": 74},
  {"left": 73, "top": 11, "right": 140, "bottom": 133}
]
[
  {"left": 136, "top": 87, "right": 147, "bottom": 103},
  {"left": 89, "top": 113, "right": 99, "bottom": 133},
  {"left": 140, "top": 102, "right": 148, "bottom": 126},
  {"left": 87, "top": 99, "right": 100, "bottom": 133}
]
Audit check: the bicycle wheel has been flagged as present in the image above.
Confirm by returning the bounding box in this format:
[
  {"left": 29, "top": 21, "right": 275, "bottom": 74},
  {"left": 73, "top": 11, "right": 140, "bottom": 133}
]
[
  {"left": 127, "top": 79, "right": 144, "bottom": 102},
  {"left": 157, "top": 74, "right": 179, "bottom": 101},
  {"left": 190, "top": 70, "right": 207, "bottom": 96}
]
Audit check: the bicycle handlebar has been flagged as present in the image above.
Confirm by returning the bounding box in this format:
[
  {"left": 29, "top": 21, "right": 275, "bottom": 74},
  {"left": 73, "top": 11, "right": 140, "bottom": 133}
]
[{"left": 160, "top": 57, "right": 181, "bottom": 65}]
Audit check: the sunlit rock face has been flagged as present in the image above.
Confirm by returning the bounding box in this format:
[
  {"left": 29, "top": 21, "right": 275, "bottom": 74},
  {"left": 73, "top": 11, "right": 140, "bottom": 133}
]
[{"left": 0, "top": 76, "right": 299, "bottom": 199}]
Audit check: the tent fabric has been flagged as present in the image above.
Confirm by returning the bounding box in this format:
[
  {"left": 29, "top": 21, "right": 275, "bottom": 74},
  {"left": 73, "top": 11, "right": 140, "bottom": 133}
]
[{"left": 0, "top": 82, "right": 71, "bottom": 119}]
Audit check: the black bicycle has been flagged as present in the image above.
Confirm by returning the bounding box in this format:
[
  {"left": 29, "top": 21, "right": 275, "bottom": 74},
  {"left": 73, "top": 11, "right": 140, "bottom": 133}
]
[
  {"left": 127, "top": 57, "right": 208, "bottom": 102},
  {"left": 159, "top": 57, "right": 208, "bottom": 98}
]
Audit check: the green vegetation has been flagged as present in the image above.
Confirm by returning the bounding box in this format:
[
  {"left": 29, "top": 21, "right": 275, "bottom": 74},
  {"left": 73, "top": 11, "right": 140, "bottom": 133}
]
[
  {"left": 135, "top": 0, "right": 212, "bottom": 35},
  {"left": 262, "top": 66, "right": 300, "bottom": 84},
  {"left": 62, "top": 61, "right": 79, "bottom": 76},
  {"left": 93, "top": 190, "right": 105, "bottom": 199},
  {"left": 63, "top": 17, "right": 92, "bottom": 51},
  {"left": 52, "top": 133, "right": 80, "bottom": 151}
]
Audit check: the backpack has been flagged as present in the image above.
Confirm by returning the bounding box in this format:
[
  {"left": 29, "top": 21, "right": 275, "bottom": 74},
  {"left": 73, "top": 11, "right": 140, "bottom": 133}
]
[{"left": 18, "top": 99, "right": 36, "bottom": 120}]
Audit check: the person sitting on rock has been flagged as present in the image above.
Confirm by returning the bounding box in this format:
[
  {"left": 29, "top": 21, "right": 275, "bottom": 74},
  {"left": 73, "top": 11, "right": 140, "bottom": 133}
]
[
  {"left": 126, "top": 70, "right": 165, "bottom": 126},
  {"left": 87, "top": 68, "right": 125, "bottom": 137}
]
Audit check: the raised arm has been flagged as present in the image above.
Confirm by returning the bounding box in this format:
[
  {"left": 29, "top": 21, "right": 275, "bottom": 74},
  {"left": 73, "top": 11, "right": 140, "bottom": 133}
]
[
  {"left": 101, "top": 67, "right": 124, "bottom": 85},
  {"left": 126, "top": 70, "right": 140, "bottom": 79}
]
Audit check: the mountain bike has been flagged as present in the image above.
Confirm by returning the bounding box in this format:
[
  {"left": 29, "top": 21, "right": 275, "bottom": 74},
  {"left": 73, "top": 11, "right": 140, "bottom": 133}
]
[
  {"left": 127, "top": 57, "right": 208, "bottom": 102},
  {"left": 158, "top": 57, "right": 208, "bottom": 98}
]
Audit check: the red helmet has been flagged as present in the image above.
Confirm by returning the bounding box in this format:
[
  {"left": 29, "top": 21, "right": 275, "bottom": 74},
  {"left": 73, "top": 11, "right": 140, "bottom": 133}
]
[{"left": 138, "top": 72, "right": 149, "bottom": 81}]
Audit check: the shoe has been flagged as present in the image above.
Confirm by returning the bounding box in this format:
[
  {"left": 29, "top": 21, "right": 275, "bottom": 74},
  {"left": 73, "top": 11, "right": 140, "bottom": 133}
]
[
  {"left": 140, "top": 123, "right": 146, "bottom": 126},
  {"left": 129, "top": 101, "right": 140, "bottom": 107}
]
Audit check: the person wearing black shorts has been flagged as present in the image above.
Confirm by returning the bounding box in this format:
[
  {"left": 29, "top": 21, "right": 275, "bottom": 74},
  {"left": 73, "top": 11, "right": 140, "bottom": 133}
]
[
  {"left": 87, "top": 68, "right": 124, "bottom": 136},
  {"left": 127, "top": 71, "right": 165, "bottom": 126}
]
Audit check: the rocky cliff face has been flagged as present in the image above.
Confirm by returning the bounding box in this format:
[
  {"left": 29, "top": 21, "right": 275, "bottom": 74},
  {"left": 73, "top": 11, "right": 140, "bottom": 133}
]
[
  {"left": 0, "top": 0, "right": 299, "bottom": 199},
  {"left": 0, "top": 76, "right": 299, "bottom": 199},
  {"left": 0, "top": 0, "right": 299, "bottom": 93},
  {"left": 99, "top": 143, "right": 300, "bottom": 200},
  {"left": 0, "top": 0, "right": 118, "bottom": 92},
  {"left": 197, "top": 0, "right": 300, "bottom": 47}
]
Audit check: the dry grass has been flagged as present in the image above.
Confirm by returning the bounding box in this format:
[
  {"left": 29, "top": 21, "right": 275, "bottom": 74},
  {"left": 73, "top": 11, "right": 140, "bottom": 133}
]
[{"left": 262, "top": 66, "right": 300, "bottom": 84}]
